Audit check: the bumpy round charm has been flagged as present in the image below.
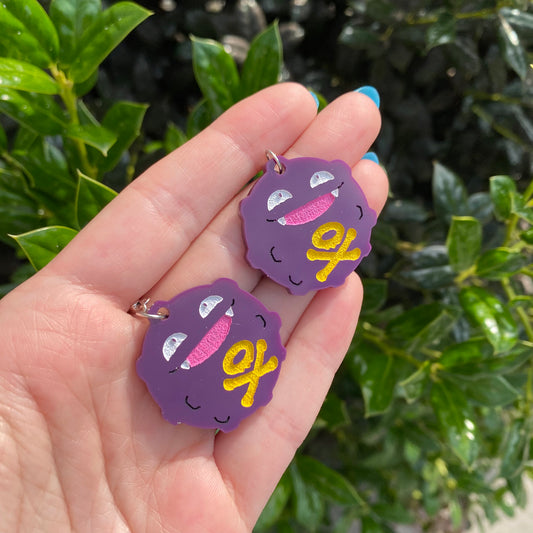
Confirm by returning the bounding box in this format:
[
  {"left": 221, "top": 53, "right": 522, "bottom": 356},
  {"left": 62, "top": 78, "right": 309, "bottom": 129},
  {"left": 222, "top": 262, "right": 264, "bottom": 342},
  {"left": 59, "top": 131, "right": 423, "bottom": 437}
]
[
  {"left": 136, "top": 279, "right": 286, "bottom": 431},
  {"left": 240, "top": 155, "right": 377, "bottom": 295}
]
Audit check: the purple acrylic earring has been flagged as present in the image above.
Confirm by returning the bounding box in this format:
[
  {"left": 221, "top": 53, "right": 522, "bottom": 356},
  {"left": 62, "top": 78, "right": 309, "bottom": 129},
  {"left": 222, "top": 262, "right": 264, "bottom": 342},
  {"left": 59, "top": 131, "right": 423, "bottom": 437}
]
[
  {"left": 132, "top": 278, "right": 286, "bottom": 432},
  {"left": 240, "top": 151, "right": 377, "bottom": 295}
]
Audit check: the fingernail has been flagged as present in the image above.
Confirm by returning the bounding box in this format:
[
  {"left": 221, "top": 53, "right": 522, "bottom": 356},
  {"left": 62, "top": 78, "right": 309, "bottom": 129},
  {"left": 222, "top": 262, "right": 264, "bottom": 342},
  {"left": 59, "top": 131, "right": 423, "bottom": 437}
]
[
  {"left": 362, "top": 151, "right": 379, "bottom": 164},
  {"left": 354, "top": 86, "right": 380, "bottom": 109},
  {"left": 308, "top": 90, "right": 320, "bottom": 109}
]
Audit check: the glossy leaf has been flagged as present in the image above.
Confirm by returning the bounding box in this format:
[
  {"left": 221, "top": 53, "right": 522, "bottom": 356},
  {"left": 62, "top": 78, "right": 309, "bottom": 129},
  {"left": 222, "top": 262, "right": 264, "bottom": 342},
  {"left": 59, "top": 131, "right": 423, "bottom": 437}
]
[
  {"left": 446, "top": 216, "right": 481, "bottom": 272},
  {"left": 426, "top": 11, "right": 456, "bottom": 50},
  {"left": 440, "top": 339, "right": 493, "bottom": 368},
  {"left": 0, "top": 0, "right": 59, "bottom": 68},
  {"left": 454, "top": 374, "right": 520, "bottom": 407},
  {"left": 361, "top": 279, "right": 388, "bottom": 313},
  {"left": 69, "top": 2, "right": 152, "bottom": 83},
  {"left": 500, "top": 7, "right": 533, "bottom": 32},
  {"left": 186, "top": 98, "right": 212, "bottom": 138},
  {"left": 163, "top": 122, "right": 188, "bottom": 154},
  {"left": 12, "top": 139, "right": 76, "bottom": 225},
  {"left": 430, "top": 380, "right": 479, "bottom": 467},
  {"left": 255, "top": 472, "right": 291, "bottom": 531},
  {"left": 399, "top": 361, "right": 430, "bottom": 403},
  {"left": 490, "top": 175, "right": 517, "bottom": 220},
  {"left": 295, "top": 455, "right": 364, "bottom": 507},
  {"left": 432, "top": 162, "right": 468, "bottom": 221},
  {"left": 475, "top": 248, "right": 528, "bottom": 279},
  {"left": 0, "top": 168, "right": 43, "bottom": 244},
  {"left": 361, "top": 516, "right": 392, "bottom": 533},
  {"left": 0, "top": 58, "right": 59, "bottom": 94},
  {"left": 66, "top": 124, "right": 116, "bottom": 155},
  {"left": 49, "top": 0, "right": 102, "bottom": 65},
  {"left": 192, "top": 35, "right": 240, "bottom": 117},
  {"left": 11, "top": 226, "right": 78, "bottom": 270},
  {"left": 498, "top": 12, "right": 529, "bottom": 80},
  {"left": 91, "top": 101, "right": 148, "bottom": 174},
  {"left": 386, "top": 302, "right": 455, "bottom": 352},
  {"left": 289, "top": 460, "right": 325, "bottom": 529},
  {"left": 240, "top": 22, "right": 282, "bottom": 99},
  {"left": 0, "top": 89, "right": 66, "bottom": 135},
  {"left": 75, "top": 172, "right": 117, "bottom": 228},
  {"left": 350, "top": 341, "right": 396, "bottom": 416},
  {"left": 459, "top": 287, "right": 518, "bottom": 353},
  {"left": 500, "top": 417, "right": 529, "bottom": 478}
]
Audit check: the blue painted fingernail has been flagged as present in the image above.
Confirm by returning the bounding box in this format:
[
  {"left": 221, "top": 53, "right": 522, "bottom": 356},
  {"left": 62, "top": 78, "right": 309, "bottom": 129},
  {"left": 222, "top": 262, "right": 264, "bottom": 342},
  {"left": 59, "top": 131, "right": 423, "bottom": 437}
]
[
  {"left": 309, "top": 90, "right": 320, "bottom": 109},
  {"left": 362, "top": 151, "right": 379, "bottom": 164},
  {"left": 354, "top": 86, "right": 380, "bottom": 109}
]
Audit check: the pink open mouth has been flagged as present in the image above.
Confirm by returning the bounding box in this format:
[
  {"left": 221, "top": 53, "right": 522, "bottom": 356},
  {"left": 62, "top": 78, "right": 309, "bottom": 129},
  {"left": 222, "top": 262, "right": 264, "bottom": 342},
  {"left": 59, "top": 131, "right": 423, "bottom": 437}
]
[
  {"left": 181, "top": 313, "right": 232, "bottom": 369},
  {"left": 278, "top": 190, "right": 338, "bottom": 226}
]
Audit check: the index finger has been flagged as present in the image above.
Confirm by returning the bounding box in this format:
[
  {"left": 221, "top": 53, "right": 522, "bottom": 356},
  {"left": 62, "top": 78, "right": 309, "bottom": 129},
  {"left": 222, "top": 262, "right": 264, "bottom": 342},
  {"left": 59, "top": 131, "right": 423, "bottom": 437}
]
[{"left": 47, "top": 84, "right": 318, "bottom": 306}]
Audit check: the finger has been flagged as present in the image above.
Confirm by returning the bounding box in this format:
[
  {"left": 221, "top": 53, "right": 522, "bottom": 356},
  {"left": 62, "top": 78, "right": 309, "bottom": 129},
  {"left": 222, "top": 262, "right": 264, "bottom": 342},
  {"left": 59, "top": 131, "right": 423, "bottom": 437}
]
[
  {"left": 47, "top": 83, "right": 318, "bottom": 306},
  {"left": 215, "top": 275, "right": 363, "bottom": 529},
  {"left": 145, "top": 91, "right": 385, "bottom": 302}
]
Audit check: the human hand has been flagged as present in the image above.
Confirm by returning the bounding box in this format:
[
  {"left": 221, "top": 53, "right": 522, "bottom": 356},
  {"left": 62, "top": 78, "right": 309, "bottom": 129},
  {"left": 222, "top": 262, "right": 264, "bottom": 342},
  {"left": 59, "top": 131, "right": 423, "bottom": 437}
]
[{"left": 0, "top": 83, "right": 387, "bottom": 532}]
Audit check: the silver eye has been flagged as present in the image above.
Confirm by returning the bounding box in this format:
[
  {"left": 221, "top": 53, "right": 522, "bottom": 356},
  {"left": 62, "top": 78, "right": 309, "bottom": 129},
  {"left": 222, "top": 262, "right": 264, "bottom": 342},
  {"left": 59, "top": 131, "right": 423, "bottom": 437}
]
[
  {"left": 199, "top": 295, "right": 223, "bottom": 318},
  {"left": 162, "top": 333, "right": 188, "bottom": 361},
  {"left": 267, "top": 189, "right": 292, "bottom": 211},
  {"left": 310, "top": 171, "right": 335, "bottom": 188}
]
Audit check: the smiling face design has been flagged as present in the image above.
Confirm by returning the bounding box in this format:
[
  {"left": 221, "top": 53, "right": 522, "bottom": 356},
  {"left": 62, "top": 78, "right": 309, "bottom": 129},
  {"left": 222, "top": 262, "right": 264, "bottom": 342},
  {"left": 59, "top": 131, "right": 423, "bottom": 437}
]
[
  {"left": 136, "top": 279, "right": 285, "bottom": 431},
  {"left": 240, "top": 156, "right": 377, "bottom": 295}
]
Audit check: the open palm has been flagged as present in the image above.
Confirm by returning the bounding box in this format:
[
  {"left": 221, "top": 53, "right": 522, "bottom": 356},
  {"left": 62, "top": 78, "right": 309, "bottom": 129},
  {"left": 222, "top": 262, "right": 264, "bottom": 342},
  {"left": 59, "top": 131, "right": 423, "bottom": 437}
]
[{"left": 0, "top": 83, "right": 387, "bottom": 532}]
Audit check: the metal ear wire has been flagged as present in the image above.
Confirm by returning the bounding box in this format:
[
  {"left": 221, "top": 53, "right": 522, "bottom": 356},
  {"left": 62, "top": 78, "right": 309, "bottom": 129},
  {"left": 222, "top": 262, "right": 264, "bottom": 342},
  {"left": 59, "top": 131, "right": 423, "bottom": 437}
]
[
  {"left": 265, "top": 150, "right": 286, "bottom": 174},
  {"left": 130, "top": 298, "right": 169, "bottom": 320}
]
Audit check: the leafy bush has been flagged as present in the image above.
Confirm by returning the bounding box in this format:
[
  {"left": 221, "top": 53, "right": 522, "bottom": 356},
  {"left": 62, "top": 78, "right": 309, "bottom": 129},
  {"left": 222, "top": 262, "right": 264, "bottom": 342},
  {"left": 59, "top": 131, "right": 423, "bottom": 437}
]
[{"left": 1, "top": 1, "right": 533, "bottom": 532}]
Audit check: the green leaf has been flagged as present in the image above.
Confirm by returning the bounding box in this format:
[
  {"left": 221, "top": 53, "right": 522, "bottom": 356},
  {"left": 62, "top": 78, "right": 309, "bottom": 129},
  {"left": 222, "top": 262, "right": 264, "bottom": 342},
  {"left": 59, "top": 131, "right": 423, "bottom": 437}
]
[
  {"left": 49, "top": 0, "right": 102, "bottom": 65},
  {"left": 240, "top": 22, "right": 282, "bottom": 99},
  {"left": 440, "top": 339, "right": 493, "bottom": 368},
  {"left": 430, "top": 380, "right": 479, "bottom": 467},
  {"left": 361, "top": 516, "right": 392, "bottom": 533},
  {"left": 66, "top": 123, "right": 116, "bottom": 155},
  {"left": 500, "top": 7, "right": 533, "bottom": 32},
  {"left": 186, "top": 98, "right": 213, "bottom": 138},
  {"left": 0, "top": 122, "right": 6, "bottom": 151},
  {"left": 75, "top": 172, "right": 117, "bottom": 228},
  {"left": 372, "top": 502, "right": 414, "bottom": 524},
  {"left": 459, "top": 287, "right": 518, "bottom": 353},
  {"left": 451, "top": 374, "right": 520, "bottom": 407},
  {"left": 446, "top": 216, "right": 481, "bottom": 272},
  {"left": 69, "top": 2, "right": 152, "bottom": 83},
  {"left": 0, "top": 58, "right": 59, "bottom": 94},
  {"left": 191, "top": 35, "right": 240, "bottom": 117},
  {"left": 490, "top": 175, "right": 517, "bottom": 220},
  {"left": 386, "top": 302, "right": 456, "bottom": 352},
  {"left": 295, "top": 455, "right": 364, "bottom": 507},
  {"left": 90, "top": 101, "right": 148, "bottom": 174},
  {"left": 475, "top": 248, "right": 528, "bottom": 280},
  {"left": 12, "top": 139, "right": 77, "bottom": 225},
  {"left": 361, "top": 279, "right": 387, "bottom": 313},
  {"left": 500, "top": 417, "right": 529, "bottom": 478},
  {"left": 255, "top": 472, "right": 291, "bottom": 531},
  {"left": 398, "top": 361, "right": 430, "bottom": 403},
  {"left": 432, "top": 162, "right": 468, "bottom": 221},
  {"left": 289, "top": 460, "right": 325, "bottom": 529},
  {"left": 0, "top": 168, "right": 43, "bottom": 244},
  {"left": 350, "top": 340, "right": 396, "bottom": 416},
  {"left": 316, "top": 393, "right": 350, "bottom": 430},
  {"left": 521, "top": 227, "right": 533, "bottom": 245},
  {"left": 426, "top": 11, "right": 456, "bottom": 50},
  {"left": 11, "top": 226, "right": 78, "bottom": 270},
  {"left": 498, "top": 12, "right": 529, "bottom": 80},
  {"left": 0, "top": 89, "right": 66, "bottom": 135},
  {"left": 0, "top": 0, "right": 59, "bottom": 68},
  {"left": 163, "top": 122, "right": 188, "bottom": 154}
]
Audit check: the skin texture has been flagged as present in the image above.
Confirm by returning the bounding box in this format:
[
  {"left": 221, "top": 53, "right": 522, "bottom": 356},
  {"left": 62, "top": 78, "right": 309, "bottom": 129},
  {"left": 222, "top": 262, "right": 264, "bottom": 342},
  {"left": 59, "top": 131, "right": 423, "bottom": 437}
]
[{"left": 0, "top": 83, "right": 388, "bottom": 533}]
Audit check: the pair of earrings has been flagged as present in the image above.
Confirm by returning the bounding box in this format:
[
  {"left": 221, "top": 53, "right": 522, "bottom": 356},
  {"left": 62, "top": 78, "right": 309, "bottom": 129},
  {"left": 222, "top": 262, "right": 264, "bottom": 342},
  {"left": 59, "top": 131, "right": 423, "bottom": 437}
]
[{"left": 133, "top": 152, "right": 376, "bottom": 431}]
